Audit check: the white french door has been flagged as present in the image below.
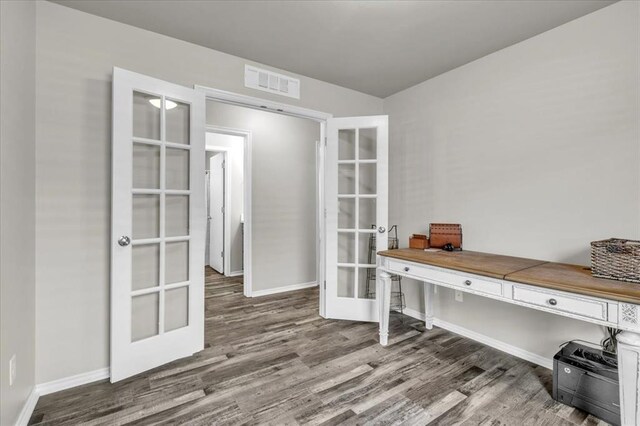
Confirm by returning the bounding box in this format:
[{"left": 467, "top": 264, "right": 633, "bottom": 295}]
[
  {"left": 111, "top": 68, "right": 205, "bottom": 382},
  {"left": 325, "top": 116, "right": 388, "bottom": 322}
]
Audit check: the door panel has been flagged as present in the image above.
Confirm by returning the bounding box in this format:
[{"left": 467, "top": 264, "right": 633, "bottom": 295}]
[
  {"left": 209, "top": 153, "right": 225, "bottom": 273},
  {"left": 325, "top": 116, "right": 388, "bottom": 322},
  {"left": 111, "top": 67, "right": 205, "bottom": 382}
]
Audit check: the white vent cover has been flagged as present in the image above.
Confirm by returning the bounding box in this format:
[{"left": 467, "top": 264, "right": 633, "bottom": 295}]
[{"left": 245, "top": 65, "right": 300, "bottom": 99}]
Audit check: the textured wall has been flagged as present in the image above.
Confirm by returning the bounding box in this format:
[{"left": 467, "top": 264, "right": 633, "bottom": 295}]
[
  {"left": 34, "top": 1, "right": 382, "bottom": 384},
  {"left": 0, "top": 1, "right": 37, "bottom": 424},
  {"left": 383, "top": 1, "right": 639, "bottom": 362}
]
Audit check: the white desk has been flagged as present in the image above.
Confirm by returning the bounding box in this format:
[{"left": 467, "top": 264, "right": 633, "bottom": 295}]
[{"left": 377, "top": 249, "right": 640, "bottom": 426}]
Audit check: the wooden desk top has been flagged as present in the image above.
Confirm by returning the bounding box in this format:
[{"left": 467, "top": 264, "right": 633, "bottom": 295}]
[
  {"left": 378, "top": 248, "right": 640, "bottom": 304},
  {"left": 378, "top": 248, "right": 545, "bottom": 280}
]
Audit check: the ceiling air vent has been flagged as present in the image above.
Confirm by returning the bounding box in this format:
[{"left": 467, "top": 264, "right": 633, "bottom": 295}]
[{"left": 245, "top": 65, "right": 300, "bottom": 99}]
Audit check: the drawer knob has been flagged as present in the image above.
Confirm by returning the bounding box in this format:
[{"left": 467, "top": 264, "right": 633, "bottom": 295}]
[
  {"left": 548, "top": 298, "right": 558, "bottom": 306},
  {"left": 404, "top": 267, "right": 410, "bottom": 272},
  {"left": 464, "top": 280, "right": 472, "bottom": 286}
]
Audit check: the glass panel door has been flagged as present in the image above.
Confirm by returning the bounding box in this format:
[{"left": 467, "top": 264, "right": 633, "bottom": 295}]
[
  {"left": 111, "top": 68, "right": 205, "bottom": 382},
  {"left": 325, "top": 116, "right": 388, "bottom": 322}
]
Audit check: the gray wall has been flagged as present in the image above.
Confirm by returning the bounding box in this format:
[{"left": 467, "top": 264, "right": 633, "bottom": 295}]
[
  {"left": 383, "top": 1, "right": 640, "bottom": 361},
  {"left": 34, "top": 0, "right": 382, "bottom": 384},
  {"left": 206, "top": 133, "right": 245, "bottom": 274},
  {"left": 207, "top": 102, "right": 319, "bottom": 292},
  {"left": 0, "top": 1, "right": 37, "bottom": 424}
]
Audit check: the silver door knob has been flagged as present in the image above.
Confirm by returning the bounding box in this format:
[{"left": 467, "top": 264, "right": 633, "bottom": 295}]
[
  {"left": 118, "top": 236, "right": 131, "bottom": 247},
  {"left": 378, "top": 226, "right": 386, "bottom": 233},
  {"left": 548, "top": 298, "right": 557, "bottom": 306}
]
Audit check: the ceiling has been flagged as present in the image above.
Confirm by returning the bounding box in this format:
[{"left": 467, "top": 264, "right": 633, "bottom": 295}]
[{"left": 52, "top": 0, "right": 616, "bottom": 98}]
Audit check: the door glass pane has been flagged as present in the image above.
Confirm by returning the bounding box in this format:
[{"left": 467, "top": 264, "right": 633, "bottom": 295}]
[
  {"left": 132, "top": 244, "right": 159, "bottom": 290},
  {"left": 133, "top": 91, "right": 160, "bottom": 140},
  {"left": 339, "top": 129, "right": 355, "bottom": 161},
  {"left": 338, "top": 164, "right": 355, "bottom": 194},
  {"left": 133, "top": 144, "right": 160, "bottom": 189},
  {"left": 359, "top": 128, "right": 377, "bottom": 160},
  {"left": 359, "top": 233, "right": 376, "bottom": 265},
  {"left": 338, "top": 232, "right": 355, "bottom": 264},
  {"left": 166, "top": 241, "right": 189, "bottom": 284},
  {"left": 338, "top": 267, "right": 355, "bottom": 298},
  {"left": 165, "top": 286, "right": 189, "bottom": 332},
  {"left": 359, "top": 163, "right": 376, "bottom": 194},
  {"left": 166, "top": 195, "right": 189, "bottom": 237},
  {"left": 338, "top": 198, "right": 355, "bottom": 229},
  {"left": 166, "top": 148, "right": 190, "bottom": 190},
  {"left": 166, "top": 99, "right": 190, "bottom": 145},
  {"left": 359, "top": 267, "right": 376, "bottom": 299},
  {"left": 131, "top": 292, "right": 159, "bottom": 342},
  {"left": 359, "top": 198, "right": 376, "bottom": 230},
  {"left": 132, "top": 195, "right": 159, "bottom": 239}
]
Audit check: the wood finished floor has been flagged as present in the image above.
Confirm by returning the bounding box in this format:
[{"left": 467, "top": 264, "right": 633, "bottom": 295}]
[{"left": 29, "top": 268, "right": 609, "bottom": 426}]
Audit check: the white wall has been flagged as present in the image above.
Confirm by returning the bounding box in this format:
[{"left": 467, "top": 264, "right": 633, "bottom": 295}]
[
  {"left": 206, "top": 133, "right": 244, "bottom": 274},
  {"left": 0, "top": 1, "right": 37, "bottom": 424},
  {"left": 207, "top": 102, "right": 319, "bottom": 292},
  {"left": 34, "top": 0, "right": 382, "bottom": 384},
  {"left": 383, "top": 1, "right": 640, "bottom": 362}
]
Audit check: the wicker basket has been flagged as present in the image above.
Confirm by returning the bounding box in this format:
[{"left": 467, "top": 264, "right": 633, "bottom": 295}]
[{"left": 591, "top": 238, "right": 640, "bottom": 283}]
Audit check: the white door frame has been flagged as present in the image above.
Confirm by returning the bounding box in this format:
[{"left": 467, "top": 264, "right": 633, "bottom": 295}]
[
  {"left": 195, "top": 85, "right": 330, "bottom": 314},
  {"left": 206, "top": 147, "right": 229, "bottom": 274},
  {"left": 206, "top": 126, "right": 251, "bottom": 295}
]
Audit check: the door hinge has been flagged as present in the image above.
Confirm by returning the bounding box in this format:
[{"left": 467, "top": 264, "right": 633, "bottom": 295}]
[
  {"left": 324, "top": 137, "right": 327, "bottom": 146},
  {"left": 221, "top": 206, "right": 224, "bottom": 214},
  {"left": 323, "top": 280, "right": 326, "bottom": 289},
  {"left": 220, "top": 251, "right": 224, "bottom": 258},
  {"left": 222, "top": 160, "right": 226, "bottom": 169}
]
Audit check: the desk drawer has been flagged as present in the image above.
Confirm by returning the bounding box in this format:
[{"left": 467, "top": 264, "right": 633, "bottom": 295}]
[
  {"left": 512, "top": 286, "right": 607, "bottom": 321},
  {"left": 388, "top": 260, "right": 502, "bottom": 297}
]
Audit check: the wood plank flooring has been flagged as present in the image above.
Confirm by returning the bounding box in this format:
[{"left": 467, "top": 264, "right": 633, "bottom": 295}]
[{"left": 29, "top": 268, "right": 610, "bottom": 425}]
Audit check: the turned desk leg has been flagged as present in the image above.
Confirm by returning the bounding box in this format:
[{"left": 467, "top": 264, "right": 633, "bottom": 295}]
[
  {"left": 618, "top": 331, "right": 640, "bottom": 425},
  {"left": 378, "top": 271, "right": 392, "bottom": 346},
  {"left": 424, "top": 282, "right": 434, "bottom": 330}
]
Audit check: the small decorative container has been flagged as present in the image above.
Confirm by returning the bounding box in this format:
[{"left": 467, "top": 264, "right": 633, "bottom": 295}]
[
  {"left": 591, "top": 238, "right": 640, "bottom": 283},
  {"left": 409, "top": 234, "right": 430, "bottom": 249}
]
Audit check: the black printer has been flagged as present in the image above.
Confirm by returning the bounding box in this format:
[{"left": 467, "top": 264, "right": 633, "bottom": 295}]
[{"left": 553, "top": 341, "right": 620, "bottom": 426}]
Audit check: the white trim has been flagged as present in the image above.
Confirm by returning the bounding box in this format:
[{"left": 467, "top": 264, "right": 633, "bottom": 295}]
[
  {"left": 36, "top": 367, "right": 110, "bottom": 396},
  {"left": 402, "top": 307, "right": 553, "bottom": 370},
  {"left": 194, "top": 85, "right": 331, "bottom": 122},
  {"left": 14, "top": 368, "right": 111, "bottom": 425},
  {"left": 205, "top": 125, "right": 252, "bottom": 297},
  {"left": 251, "top": 281, "right": 318, "bottom": 297},
  {"left": 228, "top": 270, "right": 243, "bottom": 277},
  {"left": 14, "top": 387, "right": 38, "bottom": 426}
]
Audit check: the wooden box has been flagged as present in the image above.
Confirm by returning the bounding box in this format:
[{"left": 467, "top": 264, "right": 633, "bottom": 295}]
[{"left": 409, "top": 234, "right": 430, "bottom": 249}]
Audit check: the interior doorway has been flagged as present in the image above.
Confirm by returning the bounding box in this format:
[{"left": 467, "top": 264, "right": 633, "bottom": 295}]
[{"left": 205, "top": 132, "right": 246, "bottom": 279}]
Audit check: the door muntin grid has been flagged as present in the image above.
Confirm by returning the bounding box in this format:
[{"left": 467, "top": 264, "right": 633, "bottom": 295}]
[
  {"left": 131, "top": 92, "right": 191, "bottom": 342},
  {"left": 337, "top": 127, "right": 378, "bottom": 300}
]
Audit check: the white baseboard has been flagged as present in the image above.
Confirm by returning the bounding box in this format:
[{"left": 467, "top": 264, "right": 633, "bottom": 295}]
[
  {"left": 403, "top": 307, "right": 552, "bottom": 370},
  {"left": 15, "top": 387, "right": 39, "bottom": 426},
  {"left": 251, "top": 281, "right": 318, "bottom": 297},
  {"left": 14, "top": 367, "right": 110, "bottom": 425},
  {"left": 227, "top": 270, "right": 243, "bottom": 277},
  {"left": 36, "top": 367, "right": 110, "bottom": 396}
]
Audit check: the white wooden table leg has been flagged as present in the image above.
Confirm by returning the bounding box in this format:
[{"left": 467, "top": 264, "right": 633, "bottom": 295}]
[
  {"left": 424, "top": 282, "right": 434, "bottom": 330},
  {"left": 377, "top": 271, "right": 392, "bottom": 346},
  {"left": 618, "top": 331, "right": 640, "bottom": 425}
]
